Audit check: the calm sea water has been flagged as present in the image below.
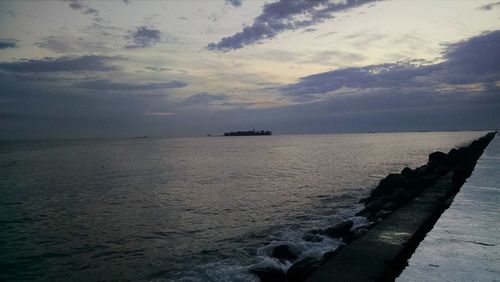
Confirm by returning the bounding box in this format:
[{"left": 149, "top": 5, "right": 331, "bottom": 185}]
[{"left": 0, "top": 132, "right": 484, "bottom": 281}]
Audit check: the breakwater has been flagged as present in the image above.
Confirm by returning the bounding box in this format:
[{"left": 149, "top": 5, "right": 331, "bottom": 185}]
[{"left": 250, "top": 132, "right": 496, "bottom": 282}]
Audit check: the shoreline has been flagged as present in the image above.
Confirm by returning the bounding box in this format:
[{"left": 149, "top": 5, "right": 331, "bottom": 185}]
[
  {"left": 250, "top": 132, "right": 496, "bottom": 282},
  {"left": 305, "top": 131, "right": 497, "bottom": 281}
]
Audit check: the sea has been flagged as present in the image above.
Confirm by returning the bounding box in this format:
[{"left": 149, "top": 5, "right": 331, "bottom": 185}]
[{"left": 0, "top": 131, "right": 485, "bottom": 281}]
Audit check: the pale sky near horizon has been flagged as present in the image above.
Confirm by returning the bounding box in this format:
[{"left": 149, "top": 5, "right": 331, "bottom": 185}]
[{"left": 0, "top": 0, "right": 499, "bottom": 139}]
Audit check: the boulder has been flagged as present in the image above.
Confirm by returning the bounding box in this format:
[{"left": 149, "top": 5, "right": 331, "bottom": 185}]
[
  {"left": 302, "top": 232, "right": 323, "bottom": 243},
  {"left": 447, "top": 148, "right": 464, "bottom": 165},
  {"left": 401, "top": 167, "right": 415, "bottom": 177},
  {"left": 434, "top": 165, "right": 449, "bottom": 175},
  {"left": 342, "top": 228, "right": 368, "bottom": 244},
  {"left": 452, "top": 162, "right": 474, "bottom": 186},
  {"left": 309, "top": 229, "right": 324, "bottom": 235},
  {"left": 287, "top": 257, "right": 321, "bottom": 282},
  {"left": 416, "top": 165, "right": 431, "bottom": 176},
  {"left": 271, "top": 245, "right": 297, "bottom": 261},
  {"left": 399, "top": 175, "right": 436, "bottom": 195},
  {"left": 356, "top": 198, "right": 384, "bottom": 217},
  {"left": 249, "top": 266, "right": 286, "bottom": 282},
  {"left": 428, "top": 151, "right": 449, "bottom": 168},
  {"left": 393, "top": 188, "right": 418, "bottom": 205},
  {"left": 371, "top": 174, "right": 406, "bottom": 197},
  {"left": 322, "top": 246, "right": 344, "bottom": 261},
  {"left": 382, "top": 201, "right": 398, "bottom": 211},
  {"left": 325, "top": 221, "right": 353, "bottom": 238},
  {"left": 373, "top": 209, "right": 393, "bottom": 220},
  {"left": 358, "top": 196, "right": 372, "bottom": 204}
]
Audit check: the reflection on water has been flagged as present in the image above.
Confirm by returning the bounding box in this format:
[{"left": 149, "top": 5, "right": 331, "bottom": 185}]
[{"left": 0, "top": 132, "right": 484, "bottom": 281}]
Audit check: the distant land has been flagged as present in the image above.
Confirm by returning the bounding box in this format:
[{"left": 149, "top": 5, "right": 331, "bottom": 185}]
[{"left": 223, "top": 129, "right": 272, "bottom": 136}]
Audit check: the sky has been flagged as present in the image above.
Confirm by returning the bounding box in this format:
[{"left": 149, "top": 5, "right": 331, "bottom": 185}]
[{"left": 0, "top": 0, "right": 499, "bottom": 139}]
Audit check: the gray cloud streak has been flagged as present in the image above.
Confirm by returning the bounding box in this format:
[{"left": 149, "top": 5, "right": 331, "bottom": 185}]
[
  {"left": 208, "top": 0, "right": 376, "bottom": 51},
  {"left": 74, "top": 79, "right": 187, "bottom": 91},
  {"left": 0, "top": 55, "right": 122, "bottom": 73}
]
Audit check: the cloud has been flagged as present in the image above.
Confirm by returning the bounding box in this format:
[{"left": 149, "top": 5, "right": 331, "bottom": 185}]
[
  {"left": 225, "top": 0, "right": 242, "bottom": 7},
  {"left": 303, "top": 50, "right": 365, "bottom": 65},
  {"left": 34, "top": 35, "right": 111, "bottom": 53},
  {"left": 68, "top": 0, "right": 99, "bottom": 15},
  {"left": 125, "top": 26, "right": 162, "bottom": 48},
  {"left": 0, "top": 55, "right": 122, "bottom": 73},
  {"left": 74, "top": 79, "right": 187, "bottom": 91},
  {"left": 143, "top": 112, "right": 176, "bottom": 116},
  {"left": 282, "top": 30, "right": 500, "bottom": 101},
  {"left": 179, "top": 92, "right": 228, "bottom": 106},
  {"left": 145, "top": 66, "right": 171, "bottom": 72},
  {"left": 0, "top": 39, "right": 17, "bottom": 49},
  {"left": 478, "top": 1, "right": 500, "bottom": 10},
  {"left": 208, "top": 0, "right": 375, "bottom": 51},
  {"left": 35, "top": 36, "right": 73, "bottom": 53}
]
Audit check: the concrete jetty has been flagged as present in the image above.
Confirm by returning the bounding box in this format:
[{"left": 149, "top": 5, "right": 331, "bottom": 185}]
[
  {"left": 397, "top": 134, "right": 500, "bottom": 281},
  {"left": 304, "top": 132, "right": 496, "bottom": 282}
]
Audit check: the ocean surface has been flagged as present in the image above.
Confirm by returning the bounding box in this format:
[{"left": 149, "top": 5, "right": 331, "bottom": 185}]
[{"left": 0, "top": 132, "right": 485, "bottom": 281}]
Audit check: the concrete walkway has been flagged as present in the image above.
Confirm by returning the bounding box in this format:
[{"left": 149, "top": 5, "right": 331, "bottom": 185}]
[{"left": 398, "top": 136, "right": 500, "bottom": 282}]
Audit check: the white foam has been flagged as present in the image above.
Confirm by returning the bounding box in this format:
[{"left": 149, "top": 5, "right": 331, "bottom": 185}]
[
  {"left": 175, "top": 209, "right": 361, "bottom": 280},
  {"left": 348, "top": 216, "right": 370, "bottom": 230}
]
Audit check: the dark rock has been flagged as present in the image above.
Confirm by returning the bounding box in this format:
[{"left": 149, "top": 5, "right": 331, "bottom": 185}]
[
  {"left": 249, "top": 266, "right": 286, "bottom": 282},
  {"left": 428, "top": 151, "right": 449, "bottom": 168},
  {"left": 393, "top": 188, "right": 418, "bottom": 205},
  {"left": 401, "top": 167, "right": 415, "bottom": 177},
  {"left": 452, "top": 162, "right": 474, "bottom": 186},
  {"left": 382, "top": 201, "right": 398, "bottom": 211},
  {"left": 309, "top": 229, "right": 324, "bottom": 235},
  {"left": 358, "top": 196, "right": 372, "bottom": 204},
  {"left": 420, "top": 174, "right": 440, "bottom": 183},
  {"left": 356, "top": 199, "right": 385, "bottom": 216},
  {"left": 416, "top": 165, "right": 430, "bottom": 176},
  {"left": 342, "top": 228, "right": 368, "bottom": 244},
  {"left": 325, "top": 221, "right": 353, "bottom": 238},
  {"left": 447, "top": 148, "right": 464, "bottom": 165},
  {"left": 373, "top": 209, "right": 393, "bottom": 220},
  {"left": 287, "top": 257, "right": 321, "bottom": 282},
  {"left": 303, "top": 232, "right": 323, "bottom": 243},
  {"left": 371, "top": 174, "right": 406, "bottom": 197},
  {"left": 402, "top": 175, "right": 436, "bottom": 193},
  {"left": 434, "top": 165, "right": 449, "bottom": 175},
  {"left": 322, "top": 245, "right": 345, "bottom": 261},
  {"left": 271, "top": 245, "right": 297, "bottom": 261}
]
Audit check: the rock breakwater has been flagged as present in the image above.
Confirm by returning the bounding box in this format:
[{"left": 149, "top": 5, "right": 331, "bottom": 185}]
[{"left": 250, "top": 132, "right": 496, "bottom": 282}]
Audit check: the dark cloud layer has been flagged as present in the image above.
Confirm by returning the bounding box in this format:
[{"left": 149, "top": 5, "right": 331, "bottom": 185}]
[
  {"left": 126, "top": 26, "right": 162, "bottom": 49},
  {"left": 0, "top": 55, "right": 121, "bottom": 73},
  {"left": 282, "top": 30, "right": 500, "bottom": 101},
  {"left": 74, "top": 79, "right": 187, "bottom": 91},
  {"left": 0, "top": 39, "right": 17, "bottom": 49},
  {"left": 1, "top": 30, "right": 499, "bottom": 139},
  {"left": 208, "top": 0, "right": 375, "bottom": 51}
]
